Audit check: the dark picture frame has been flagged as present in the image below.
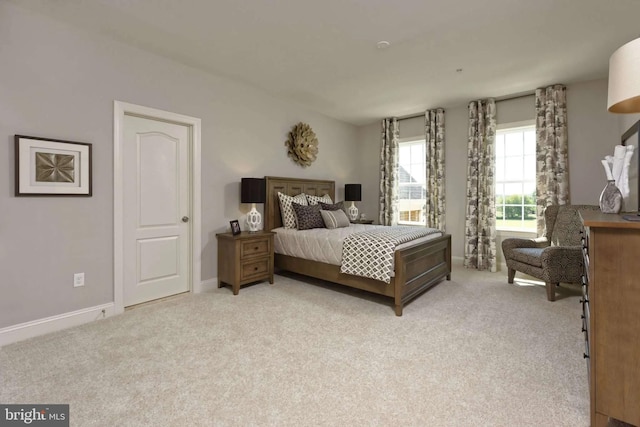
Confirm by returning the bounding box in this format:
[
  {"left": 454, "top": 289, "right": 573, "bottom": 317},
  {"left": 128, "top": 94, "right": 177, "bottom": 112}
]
[
  {"left": 230, "top": 219, "right": 241, "bottom": 235},
  {"left": 15, "top": 135, "right": 92, "bottom": 196}
]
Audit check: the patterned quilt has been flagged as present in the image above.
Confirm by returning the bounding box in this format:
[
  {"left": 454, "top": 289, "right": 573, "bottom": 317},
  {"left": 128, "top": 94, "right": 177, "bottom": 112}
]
[{"left": 340, "top": 226, "right": 441, "bottom": 283}]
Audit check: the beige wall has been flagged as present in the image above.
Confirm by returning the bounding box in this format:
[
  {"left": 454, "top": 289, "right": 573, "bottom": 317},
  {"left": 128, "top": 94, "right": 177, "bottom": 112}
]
[
  {"left": 358, "top": 79, "right": 627, "bottom": 264},
  {"left": 0, "top": 3, "right": 360, "bottom": 328},
  {"left": 3, "top": 2, "right": 638, "bottom": 330}
]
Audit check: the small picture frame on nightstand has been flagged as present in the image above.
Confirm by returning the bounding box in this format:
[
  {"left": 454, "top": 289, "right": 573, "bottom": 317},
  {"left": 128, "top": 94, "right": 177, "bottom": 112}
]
[{"left": 230, "top": 219, "right": 241, "bottom": 235}]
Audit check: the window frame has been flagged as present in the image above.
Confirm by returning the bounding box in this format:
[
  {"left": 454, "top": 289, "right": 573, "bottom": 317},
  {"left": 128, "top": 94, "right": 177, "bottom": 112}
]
[{"left": 495, "top": 120, "right": 536, "bottom": 233}]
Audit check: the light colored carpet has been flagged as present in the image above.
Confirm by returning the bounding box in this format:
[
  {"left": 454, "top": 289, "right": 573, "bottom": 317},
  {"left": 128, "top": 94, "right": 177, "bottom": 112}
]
[{"left": 0, "top": 264, "right": 589, "bottom": 426}]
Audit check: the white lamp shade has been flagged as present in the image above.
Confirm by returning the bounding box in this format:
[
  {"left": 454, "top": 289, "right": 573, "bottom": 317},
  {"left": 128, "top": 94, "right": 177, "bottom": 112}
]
[{"left": 608, "top": 37, "right": 640, "bottom": 113}]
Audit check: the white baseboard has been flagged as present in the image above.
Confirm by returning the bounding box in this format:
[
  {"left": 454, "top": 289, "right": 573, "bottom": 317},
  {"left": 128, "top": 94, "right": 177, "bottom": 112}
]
[
  {"left": 0, "top": 302, "right": 115, "bottom": 347},
  {"left": 195, "top": 277, "right": 218, "bottom": 293}
]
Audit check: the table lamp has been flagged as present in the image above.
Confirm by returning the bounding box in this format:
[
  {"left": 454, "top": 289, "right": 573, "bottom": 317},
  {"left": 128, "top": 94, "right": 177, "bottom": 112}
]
[
  {"left": 241, "top": 178, "right": 266, "bottom": 232},
  {"left": 608, "top": 37, "right": 640, "bottom": 220},
  {"left": 345, "top": 184, "right": 362, "bottom": 221},
  {"left": 608, "top": 37, "right": 640, "bottom": 113}
]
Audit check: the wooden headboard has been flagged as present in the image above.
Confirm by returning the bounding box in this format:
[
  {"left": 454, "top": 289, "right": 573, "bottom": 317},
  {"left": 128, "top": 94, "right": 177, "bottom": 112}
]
[{"left": 264, "top": 176, "right": 335, "bottom": 231}]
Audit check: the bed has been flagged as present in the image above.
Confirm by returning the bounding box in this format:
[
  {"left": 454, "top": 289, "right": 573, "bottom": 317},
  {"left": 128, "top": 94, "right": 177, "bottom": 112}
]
[{"left": 265, "top": 176, "right": 451, "bottom": 316}]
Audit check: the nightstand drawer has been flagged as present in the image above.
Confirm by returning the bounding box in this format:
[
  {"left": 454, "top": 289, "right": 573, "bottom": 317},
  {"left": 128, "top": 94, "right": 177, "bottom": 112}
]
[
  {"left": 240, "top": 238, "right": 270, "bottom": 258},
  {"left": 241, "top": 258, "right": 269, "bottom": 280}
]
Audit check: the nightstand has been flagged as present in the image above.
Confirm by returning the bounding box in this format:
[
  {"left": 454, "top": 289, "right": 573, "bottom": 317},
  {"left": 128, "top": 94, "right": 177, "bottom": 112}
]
[
  {"left": 350, "top": 219, "right": 374, "bottom": 224},
  {"left": 216, "top": 231, "right": 275, "bottom": 295}
]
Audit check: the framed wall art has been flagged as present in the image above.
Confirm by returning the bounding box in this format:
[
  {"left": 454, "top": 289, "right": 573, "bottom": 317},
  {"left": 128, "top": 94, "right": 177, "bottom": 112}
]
[{"left": 15, "top": 135, "right": 92, "bottom": 196}]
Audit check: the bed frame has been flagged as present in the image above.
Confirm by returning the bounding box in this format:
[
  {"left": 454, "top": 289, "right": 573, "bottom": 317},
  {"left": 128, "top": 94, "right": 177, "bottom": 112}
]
[{"left": 265, "top": 176, "right": 451, "bottom": 316}]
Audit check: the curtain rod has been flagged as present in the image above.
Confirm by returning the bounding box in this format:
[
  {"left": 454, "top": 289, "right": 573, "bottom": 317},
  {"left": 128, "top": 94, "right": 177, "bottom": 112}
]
[{"left": 396, "top": 91, "right": 535, "bottom": 121}]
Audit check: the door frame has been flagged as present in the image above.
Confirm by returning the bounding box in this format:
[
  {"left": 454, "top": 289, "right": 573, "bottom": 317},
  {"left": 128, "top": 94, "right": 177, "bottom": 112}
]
[{"left": 113, "top": 101, "right": 201, "bottom": 314}]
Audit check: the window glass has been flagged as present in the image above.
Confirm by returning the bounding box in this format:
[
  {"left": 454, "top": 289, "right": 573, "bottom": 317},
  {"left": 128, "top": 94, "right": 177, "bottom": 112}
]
[
  {"left": 495, "top": 125, "right": 536, "bottom": 231},
  {"left": 398, "top": 139, "right": 427, "bottom": 225}
]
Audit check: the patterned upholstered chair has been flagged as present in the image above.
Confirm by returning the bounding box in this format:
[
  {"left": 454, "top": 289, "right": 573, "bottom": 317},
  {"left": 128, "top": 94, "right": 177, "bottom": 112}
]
[{"left": 501, "top": 204, "right": 600, "bottom": 301}]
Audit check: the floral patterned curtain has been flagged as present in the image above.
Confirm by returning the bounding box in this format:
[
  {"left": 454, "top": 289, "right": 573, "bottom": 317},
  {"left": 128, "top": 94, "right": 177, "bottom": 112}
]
[
  {"left": 535, "top": 85, "right": 569, "bottom": 235},
  {"left": 464, "top": 99, "right": 497, "bottom": 272},
  {"left": 379, "top": 118, "right": 399, "bottom": 226},
  {"left": 425, "top": 109, "right": 446, "bottom": 231}
]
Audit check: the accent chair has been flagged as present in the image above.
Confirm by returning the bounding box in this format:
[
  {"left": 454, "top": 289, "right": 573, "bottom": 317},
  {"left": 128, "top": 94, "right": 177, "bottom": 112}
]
[{"left": 501, "top": 204, "right": 600, "bottom": 301}]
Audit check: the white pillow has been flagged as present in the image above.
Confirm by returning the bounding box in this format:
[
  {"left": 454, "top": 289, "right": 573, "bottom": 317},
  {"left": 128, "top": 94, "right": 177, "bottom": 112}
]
[
  {"left": 320, "top": 209, "right": 350, "bottom": 229},
  {"left": 277, "top": 192, "right": 308, "bottom": 229},
  {"left": 306, "top": 193, "right": 333, "bottom": 206}
]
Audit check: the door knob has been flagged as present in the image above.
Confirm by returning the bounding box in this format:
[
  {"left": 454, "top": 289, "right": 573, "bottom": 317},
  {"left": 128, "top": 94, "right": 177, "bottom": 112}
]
[{"left": 182, "top": 216, "right": 189, "bottom": 223}]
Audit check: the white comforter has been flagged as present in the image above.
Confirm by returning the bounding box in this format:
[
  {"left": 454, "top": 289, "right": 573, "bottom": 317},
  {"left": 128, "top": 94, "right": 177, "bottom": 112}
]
[{"left": 273, "top": 224, "right": 442, "bottom": 267}]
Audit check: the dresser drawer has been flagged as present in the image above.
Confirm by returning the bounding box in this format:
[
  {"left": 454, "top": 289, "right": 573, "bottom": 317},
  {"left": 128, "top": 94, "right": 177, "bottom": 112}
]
[
  {"left": 240, "top": 238, "right": 270, "bottom": 259},
  {"left": 240, "top": 258, "right": 269, "bottom": 281}
]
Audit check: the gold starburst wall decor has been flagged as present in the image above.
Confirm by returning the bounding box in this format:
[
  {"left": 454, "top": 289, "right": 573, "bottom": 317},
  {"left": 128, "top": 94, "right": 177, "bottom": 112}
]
[{"left": 285, "top": 122, "right": 318, "bottom": 167}]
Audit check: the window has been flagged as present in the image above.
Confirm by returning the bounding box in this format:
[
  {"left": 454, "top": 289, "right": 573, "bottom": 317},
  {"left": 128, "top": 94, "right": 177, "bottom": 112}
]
[
  {"left": 495, "top": 123, "right": 536, "bottom": 231},
  {"left": 398, "top": 138, "right": 426, "bottom": 225}
]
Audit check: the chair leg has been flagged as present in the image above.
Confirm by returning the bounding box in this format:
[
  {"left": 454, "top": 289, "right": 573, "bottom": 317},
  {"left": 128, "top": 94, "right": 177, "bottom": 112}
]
[
  {"left": 545, "top": 282, "right": 557, "bottom": 301},
  {"left": 507, "top": 268, "right": 515, "bottom": 284}
]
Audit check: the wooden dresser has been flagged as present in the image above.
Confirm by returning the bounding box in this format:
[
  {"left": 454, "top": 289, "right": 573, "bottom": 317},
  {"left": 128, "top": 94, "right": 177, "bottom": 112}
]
[
  {"left": 580, "top": 211, "right": 640, "bottom": 427},
  {"left": 216, "top": 231, "right": 275, "bottom": 295}
]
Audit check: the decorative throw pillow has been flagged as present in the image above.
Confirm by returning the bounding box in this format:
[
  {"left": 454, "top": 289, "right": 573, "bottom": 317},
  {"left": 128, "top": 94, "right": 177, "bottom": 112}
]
[
  {"left": 292, "top": 203, "right": 324, "bottom": 230},
  {"left": 278, "top": 192, "right": 308, "bottom": 229},
  {"left": 319, "top": 201, "right": 344, "bottom": 211},
  {"left": 306, "top": 193, "right": 333, "bottom": 206},
  {"left": 320, "top": 209, "right": 351, "bottom": 229}
]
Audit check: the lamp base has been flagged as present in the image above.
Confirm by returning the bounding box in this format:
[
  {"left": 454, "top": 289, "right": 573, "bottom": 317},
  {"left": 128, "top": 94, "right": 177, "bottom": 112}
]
[
  {"left": 348, "top": 202, "right": 359, "bottom": 221},
  {"left": 247, "top": 204, "right": 262, "bottom": 232}
]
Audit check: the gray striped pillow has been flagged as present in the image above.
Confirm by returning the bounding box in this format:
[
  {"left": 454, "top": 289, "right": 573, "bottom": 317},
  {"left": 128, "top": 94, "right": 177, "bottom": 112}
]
[{"left": 320, "top": 209, "right": 350, "bottom": 229}]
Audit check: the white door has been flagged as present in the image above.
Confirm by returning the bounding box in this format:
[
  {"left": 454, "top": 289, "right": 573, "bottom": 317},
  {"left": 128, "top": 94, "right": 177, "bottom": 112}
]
[{"left": 123, "top": 114, "right": 191, "bottom": 306}]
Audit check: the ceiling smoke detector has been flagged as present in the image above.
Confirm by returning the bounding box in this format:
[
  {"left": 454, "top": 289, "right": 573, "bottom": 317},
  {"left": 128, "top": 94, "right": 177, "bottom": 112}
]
[{"left": 376, "top": 41, "right": 391, "bottom": 50}]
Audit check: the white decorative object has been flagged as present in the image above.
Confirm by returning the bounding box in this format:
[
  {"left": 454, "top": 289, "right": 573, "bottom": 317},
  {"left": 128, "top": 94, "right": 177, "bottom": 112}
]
[
  {"left": 348, "top": 202, "right": 359, "bottom": 221},
  {"left": 246, "top": 204, "right": 262, "bottom": 232},
  {"left": 601, "top": 144, "right": 634, "bottom": 209}
]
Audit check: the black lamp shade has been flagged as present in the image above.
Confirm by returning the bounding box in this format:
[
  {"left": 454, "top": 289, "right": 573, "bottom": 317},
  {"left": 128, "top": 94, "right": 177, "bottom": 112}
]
[
  {"left": 241, "top": 178, "right": 266, "bottom": 204},
  {"left": 344, "top": 184, "right": 362, "bottom": 202}
]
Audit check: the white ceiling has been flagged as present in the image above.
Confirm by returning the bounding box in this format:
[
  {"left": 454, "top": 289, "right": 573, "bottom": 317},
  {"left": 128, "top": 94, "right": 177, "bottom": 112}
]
[{"left": 12, "top": 0, "right": 640, "bottom": 125}]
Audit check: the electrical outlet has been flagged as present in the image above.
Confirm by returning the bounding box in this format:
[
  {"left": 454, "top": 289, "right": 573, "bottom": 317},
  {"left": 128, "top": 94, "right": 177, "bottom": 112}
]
[{"left": 74, "top": 272, "right": 85, "bottom": 287}]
